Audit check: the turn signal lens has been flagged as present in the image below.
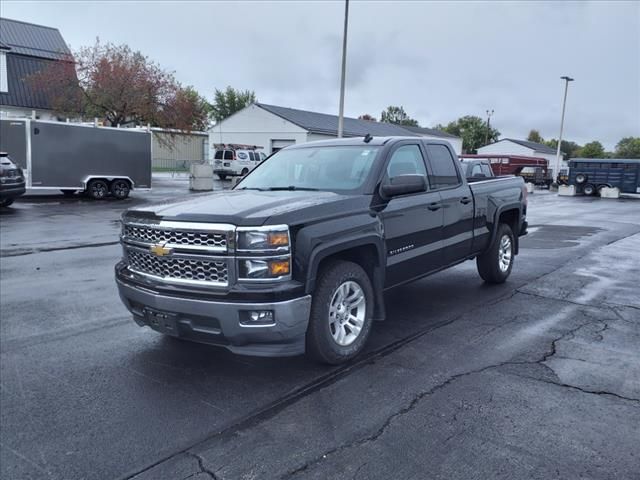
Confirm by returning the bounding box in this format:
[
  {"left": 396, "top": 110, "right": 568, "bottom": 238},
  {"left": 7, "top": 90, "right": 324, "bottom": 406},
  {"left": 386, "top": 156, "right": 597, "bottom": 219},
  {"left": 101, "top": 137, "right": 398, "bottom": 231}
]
[
  {"left": 268, "top": 232, "right": 289, "bottom": 247},
  {"left": 269, "top": 259, "right": 290, "bottom": 276}
]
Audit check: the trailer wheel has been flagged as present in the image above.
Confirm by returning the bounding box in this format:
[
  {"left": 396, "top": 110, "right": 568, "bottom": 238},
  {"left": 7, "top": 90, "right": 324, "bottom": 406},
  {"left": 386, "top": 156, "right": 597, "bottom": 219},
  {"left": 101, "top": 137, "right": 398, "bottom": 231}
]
[
  {"left": 87, "top": 179, "right": 109, "bottom": 200},
  {"left": 583, "top": 183, "right": 596, "bottom": 196},
  {"left": 241, "top": 168, "right": 249, "bottom": 176},
  {"left": 575, "top": 173, "right": 587, "bottom": 184},
  {"left": 110, "top": 179, "right": 131, "bottom": 199}
]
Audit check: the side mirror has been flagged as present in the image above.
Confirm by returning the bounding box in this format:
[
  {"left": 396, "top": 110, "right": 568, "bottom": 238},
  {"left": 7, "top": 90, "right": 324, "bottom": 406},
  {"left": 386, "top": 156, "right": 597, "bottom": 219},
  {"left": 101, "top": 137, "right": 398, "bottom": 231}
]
[{"left": 380, "top": 174, "right": 427, "bottom": 198}]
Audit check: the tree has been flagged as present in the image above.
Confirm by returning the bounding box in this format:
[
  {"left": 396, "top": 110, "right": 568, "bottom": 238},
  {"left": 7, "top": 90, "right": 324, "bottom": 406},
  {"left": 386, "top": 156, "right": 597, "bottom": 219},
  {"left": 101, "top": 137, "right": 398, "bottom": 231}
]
[
  {"left": 614, "top": 137, "right": 640, "bottom": 158},
  {"left": 380, "top": 106, "right": 419, "bottom": 127},
  {"left": 577, "top": 141, "right": 605, "bottom": 158},
  {"left": 358, "top": 114, "right": 377, "bottom": 122},
  {"left": 209, "top": 86, "right": 256, "bottom": 122},
  {"left": 28, "top": 40, "right": 208, "bottom": 130},
  {"left": 545, "top": 139, "right": 581, "bottom": 159},
  {"left": 527, "top": 129, "right": 544, "bottom": 143},
  {"left": 438, "top": 115, "right": 500, "bottom": 153}
]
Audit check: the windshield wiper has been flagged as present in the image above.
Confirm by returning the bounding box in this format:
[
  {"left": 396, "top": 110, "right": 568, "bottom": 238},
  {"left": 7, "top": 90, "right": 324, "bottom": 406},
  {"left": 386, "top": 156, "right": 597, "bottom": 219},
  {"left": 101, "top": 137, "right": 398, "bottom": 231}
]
[
  {"left": 266, "top": 186, "right": 320, "bottom": 191},
  {"left": 237, "top": 187, "right": 267, "bottom": 191}
]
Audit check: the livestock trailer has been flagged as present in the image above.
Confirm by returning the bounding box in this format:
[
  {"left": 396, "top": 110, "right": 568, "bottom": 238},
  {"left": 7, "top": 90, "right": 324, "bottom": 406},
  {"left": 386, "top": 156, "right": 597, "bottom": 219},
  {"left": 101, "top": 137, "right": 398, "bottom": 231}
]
[
  {"left": 459, "top": 154, "right": 556, "bottom": 186},
  {"left": 0, "top": 119, "right": 152, "bottom": 199},
  {"left": 568, "top": 158, "right": 640, "bottom": 195}
]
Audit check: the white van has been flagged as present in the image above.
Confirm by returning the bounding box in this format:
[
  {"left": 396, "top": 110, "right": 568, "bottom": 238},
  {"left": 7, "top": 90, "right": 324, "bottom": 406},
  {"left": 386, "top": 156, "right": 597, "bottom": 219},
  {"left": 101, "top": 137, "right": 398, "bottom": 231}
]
[{"left": 212, "top": 145, "right": 266, "bottom": 180}]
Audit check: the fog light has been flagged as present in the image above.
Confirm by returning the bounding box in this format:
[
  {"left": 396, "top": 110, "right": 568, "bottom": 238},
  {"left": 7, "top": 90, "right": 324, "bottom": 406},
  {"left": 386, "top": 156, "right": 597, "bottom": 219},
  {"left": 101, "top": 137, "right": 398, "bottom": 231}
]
[{"left": 241, "top": 310, "right": 275, "bottom": 326}]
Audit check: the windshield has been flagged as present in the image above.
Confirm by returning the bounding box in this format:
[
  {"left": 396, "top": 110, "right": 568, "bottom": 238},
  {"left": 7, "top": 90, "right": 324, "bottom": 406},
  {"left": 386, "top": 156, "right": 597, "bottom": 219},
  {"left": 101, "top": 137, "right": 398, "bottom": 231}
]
[{"left": 236, "top": 146, "right": 380, "bottom": 192}]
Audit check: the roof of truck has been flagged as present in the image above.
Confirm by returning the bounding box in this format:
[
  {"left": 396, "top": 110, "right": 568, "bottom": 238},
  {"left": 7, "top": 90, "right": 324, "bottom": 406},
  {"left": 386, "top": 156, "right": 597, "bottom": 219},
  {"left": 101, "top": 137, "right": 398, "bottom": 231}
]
[{"left": 285, "top": 136, "right": 453, "bottom": 149}]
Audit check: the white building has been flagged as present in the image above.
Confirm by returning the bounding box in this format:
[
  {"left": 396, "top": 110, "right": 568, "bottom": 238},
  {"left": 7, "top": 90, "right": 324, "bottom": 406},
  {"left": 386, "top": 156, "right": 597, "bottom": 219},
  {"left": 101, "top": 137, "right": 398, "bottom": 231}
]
[
  {"left": 209, "top": 103, "right": 462, "bottom": 156},
  {"left": 477, "top": 138, "right": 567, "bottom": 173}
]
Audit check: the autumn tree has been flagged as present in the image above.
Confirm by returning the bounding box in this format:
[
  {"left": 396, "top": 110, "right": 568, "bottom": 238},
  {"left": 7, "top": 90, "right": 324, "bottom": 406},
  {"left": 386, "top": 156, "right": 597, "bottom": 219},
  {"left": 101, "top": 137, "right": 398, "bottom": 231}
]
[
  {"left": 358, "top": 114, "right": 377, "bottom": 122},
  {"left": 380, "top": 106, "right": 419, "bottom": 127},
  {"left": 614, "top": 137, "right": 640, "bottom": 158},
  {"left": 577, "top": 141, "right": 605, "bottom": 158},
  {"left": 527, "top": 129, "right": 544, "bottom": 143},
  {"left": 29, "top": 40, "right": 208, "bottom": 130},
  {"left": 209, "top": 86, "right": 256, "bottom": 122},
  {"left": 437, "top": 116, "right": 500, "bottom": 153}
]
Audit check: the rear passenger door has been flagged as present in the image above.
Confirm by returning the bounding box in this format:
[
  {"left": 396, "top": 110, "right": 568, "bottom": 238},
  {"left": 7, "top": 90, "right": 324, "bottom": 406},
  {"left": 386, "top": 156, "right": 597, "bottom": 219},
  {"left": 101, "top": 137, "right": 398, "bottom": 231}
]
[
  {"left": 424, "top": 143, "right": 475, "bottom": 264},
  {"left": 379, "top": 143, "right": 445, "bottom": 288}
]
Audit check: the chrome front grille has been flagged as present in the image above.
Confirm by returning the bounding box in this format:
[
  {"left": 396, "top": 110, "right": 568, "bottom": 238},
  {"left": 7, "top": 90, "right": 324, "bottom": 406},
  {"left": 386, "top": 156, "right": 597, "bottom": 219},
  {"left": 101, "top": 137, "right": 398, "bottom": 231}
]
[
  {"left": 123, "top": 224, "right": 227, "bottom": 249},
  {"left": 126, "top": 248, "right": 228, "bottom": 286}
]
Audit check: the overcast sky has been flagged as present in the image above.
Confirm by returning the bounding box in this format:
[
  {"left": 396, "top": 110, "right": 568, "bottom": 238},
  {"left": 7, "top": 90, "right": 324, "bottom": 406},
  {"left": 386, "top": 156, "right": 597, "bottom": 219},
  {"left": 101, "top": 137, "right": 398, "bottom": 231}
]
[{"left": 2, "top": 0, "right": 639, "bottom": 148}]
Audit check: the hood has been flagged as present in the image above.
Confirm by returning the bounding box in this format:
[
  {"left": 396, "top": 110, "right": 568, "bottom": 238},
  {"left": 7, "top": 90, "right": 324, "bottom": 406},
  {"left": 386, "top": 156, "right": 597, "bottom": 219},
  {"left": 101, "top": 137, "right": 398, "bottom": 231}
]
[{"left": 128, "top": 189, "right": 371, "bottom": 227}]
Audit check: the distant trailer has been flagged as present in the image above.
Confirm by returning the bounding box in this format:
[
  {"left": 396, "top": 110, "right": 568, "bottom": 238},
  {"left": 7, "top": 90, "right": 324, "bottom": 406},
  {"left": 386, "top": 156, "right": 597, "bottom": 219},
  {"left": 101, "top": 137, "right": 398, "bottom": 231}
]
[
  {"left": 568, "top": 158, "right": 640, "bottom": 196},
  {"left": 459, "top": 154, "right": 555, "bottom": 186},
  {"left": 0, "top": 119, "right": 151, "bottom": 200}
]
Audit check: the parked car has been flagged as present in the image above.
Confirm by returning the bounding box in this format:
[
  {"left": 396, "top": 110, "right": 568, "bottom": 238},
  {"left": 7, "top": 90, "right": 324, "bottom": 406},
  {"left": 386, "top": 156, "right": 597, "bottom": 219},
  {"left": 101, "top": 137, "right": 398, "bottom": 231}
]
[
  {"left": 213, "top": 144, "right": 265, "bottom": 180},
  {"left": 116, "top": 136, "right": 528, "bottom": 364},
  {"left": 568, "top": 158, "right": 640, "bottom": 195},
  {"left": 0, "top": 152, "right": 26, "bottom": 207},
  {"left": 0, "top": 119, "right": 151, "bottom": 200}
]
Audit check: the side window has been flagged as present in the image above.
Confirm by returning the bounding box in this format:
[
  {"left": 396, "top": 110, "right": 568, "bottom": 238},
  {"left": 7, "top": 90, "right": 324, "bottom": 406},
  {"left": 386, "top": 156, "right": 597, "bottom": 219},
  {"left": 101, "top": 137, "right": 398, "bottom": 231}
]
[
  {"left": 426, "top": 145, "right": 460, "bottom": 189},
  {"left": 386, "top": 145, "right": 427, "bottom": 179},
  {"left": 481, "top": 163, "right": 493, "bottom": 177},
  {"left": 248, "top": 152, "right": 255, "bottom": 161},
  {"left": 214, "top": 150, "right": 223, "bottom": 160},
  {"left": 470, "top": 163, "right": 483, "bottom": 176},
  {"left": 223, "top": 150, "right": 233, "bottom": 160}
]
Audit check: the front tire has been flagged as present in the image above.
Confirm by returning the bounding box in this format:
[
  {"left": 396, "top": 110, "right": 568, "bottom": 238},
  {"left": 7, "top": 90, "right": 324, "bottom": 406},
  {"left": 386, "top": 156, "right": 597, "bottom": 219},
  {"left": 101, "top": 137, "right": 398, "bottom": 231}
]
[
  {"left": 477, "top": 223, "right": 515, "bottom": 284},
  {"left": 0, "top": 198, "right": 15, "bottom": 207},
  {"left": 87, "top": 179, "right": 109, "bottom": 200},
  {"left": 306, "top": 261, "right": 374, "bottom": 364}
]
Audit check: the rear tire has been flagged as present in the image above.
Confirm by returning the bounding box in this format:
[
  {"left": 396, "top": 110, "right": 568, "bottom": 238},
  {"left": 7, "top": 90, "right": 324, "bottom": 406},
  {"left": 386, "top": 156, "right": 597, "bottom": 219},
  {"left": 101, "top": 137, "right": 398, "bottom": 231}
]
[
  {"left": 583, "top": 183, "right": 596, "bottom": 196},
  {"left": 477, "top": 223, "right": 515, "bottom": 284},
  {"left": 87, "top": 179, "right": 109, "bottom": 200},
  {"left": 110, "top": 179, "right": 131, "bottom": 199},
  {"left": 241, "top": 168, "right": 249, "bottom": 176},
  {"left": 0, "top": 198, "right": 15, "bottom": 207},
  {"left": 306, "top": 261, "right": 374, "bottom": 365}
]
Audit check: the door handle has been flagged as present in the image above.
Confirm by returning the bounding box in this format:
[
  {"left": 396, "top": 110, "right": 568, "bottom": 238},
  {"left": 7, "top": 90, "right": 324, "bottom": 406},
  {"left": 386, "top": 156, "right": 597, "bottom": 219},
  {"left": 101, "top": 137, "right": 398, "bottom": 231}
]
[
  {"left": 427, "top": 202, "right": 442, "bottom": 211},
  {"left": 460, "top": 196, "right": 472, "bottom": 204}
]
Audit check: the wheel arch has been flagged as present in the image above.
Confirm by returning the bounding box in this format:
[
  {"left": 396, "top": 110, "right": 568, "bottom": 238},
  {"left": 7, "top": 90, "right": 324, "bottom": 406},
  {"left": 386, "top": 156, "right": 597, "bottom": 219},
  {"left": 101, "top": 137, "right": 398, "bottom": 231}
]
[
  {"left": 306, "top": 236, "right": 386, "bottom": 321},
  {"left": 486, "top": 203, "right": 522, "bottom": 255}
]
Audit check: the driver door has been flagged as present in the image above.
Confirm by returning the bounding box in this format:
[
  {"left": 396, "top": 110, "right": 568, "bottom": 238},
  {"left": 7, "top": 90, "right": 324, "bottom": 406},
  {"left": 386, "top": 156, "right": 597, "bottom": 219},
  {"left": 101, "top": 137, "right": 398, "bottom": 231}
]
[{"left": 379, "top": 143, "right": 445, "bottom": 288}]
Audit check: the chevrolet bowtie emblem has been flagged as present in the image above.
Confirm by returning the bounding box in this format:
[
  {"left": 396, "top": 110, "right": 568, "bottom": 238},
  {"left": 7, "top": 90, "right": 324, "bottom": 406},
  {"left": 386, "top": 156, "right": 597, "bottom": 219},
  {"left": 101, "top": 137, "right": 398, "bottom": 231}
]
[{"left": 150, "top": 242, "right": 172, "bottom": 257}]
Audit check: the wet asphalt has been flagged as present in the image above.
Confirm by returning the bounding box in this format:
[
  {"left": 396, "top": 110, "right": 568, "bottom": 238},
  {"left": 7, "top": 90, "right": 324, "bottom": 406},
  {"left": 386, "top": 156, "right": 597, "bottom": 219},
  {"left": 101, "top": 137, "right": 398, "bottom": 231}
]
[{"left": 1, "top": 177, "right": 639, "bottom": 480}]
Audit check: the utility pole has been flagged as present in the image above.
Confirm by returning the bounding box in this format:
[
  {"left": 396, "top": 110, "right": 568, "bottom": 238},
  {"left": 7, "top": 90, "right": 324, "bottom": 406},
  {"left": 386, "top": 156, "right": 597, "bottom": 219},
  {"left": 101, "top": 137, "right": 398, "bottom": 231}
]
[
  {"left": 554, "top": 76, "right": 574, "bottom": 185},
  {"left": 337, "top": 0, "right": 349, "bottom": 138},
  {"left": 484, "top": 109, "right": 494, "bottom": 145}
]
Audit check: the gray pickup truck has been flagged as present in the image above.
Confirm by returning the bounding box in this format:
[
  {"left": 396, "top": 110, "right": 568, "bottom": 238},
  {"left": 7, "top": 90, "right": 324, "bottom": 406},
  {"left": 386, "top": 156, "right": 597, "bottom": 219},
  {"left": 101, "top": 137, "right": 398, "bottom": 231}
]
[{"left": 116, "top": 136, "right": 527, "bottom": 364}]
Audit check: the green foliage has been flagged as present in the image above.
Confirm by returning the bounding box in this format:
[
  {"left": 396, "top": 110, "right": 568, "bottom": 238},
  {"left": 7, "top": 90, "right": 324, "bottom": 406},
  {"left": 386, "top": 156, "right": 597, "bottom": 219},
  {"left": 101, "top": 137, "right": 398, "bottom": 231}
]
[
  {"left": 438, "top": 115, "right": 500, "bottom": 153},
  {"left": 577, "top": 141, "right": 605, "bottom": 158},
  {"left": 544, "top": 139, "right": 581, "bottom": 159},
  {"left": 358, "top": 114, "right": 377, "bottom": 122},
  {"left": 527, "top": 129, "right": 544, "bottom": 143},
  {"left": 380, "top": 106, "right": 419, "bottom": 127},
  {"left": 210, "top": 86, "right": 256, "bottom": 122},
  {"left": 614, "top": 137, "right": 640, "bottom": 158}
]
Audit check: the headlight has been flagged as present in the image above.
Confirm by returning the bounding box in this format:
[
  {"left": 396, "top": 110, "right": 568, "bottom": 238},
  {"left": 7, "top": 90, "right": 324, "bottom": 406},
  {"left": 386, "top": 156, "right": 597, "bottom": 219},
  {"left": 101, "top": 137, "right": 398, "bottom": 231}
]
[
  {"left": 237, "top": 227, "right": 290, "bottom": 251},
  {"left": 239, "top": 258, "right": 290, "bottom": 279}
]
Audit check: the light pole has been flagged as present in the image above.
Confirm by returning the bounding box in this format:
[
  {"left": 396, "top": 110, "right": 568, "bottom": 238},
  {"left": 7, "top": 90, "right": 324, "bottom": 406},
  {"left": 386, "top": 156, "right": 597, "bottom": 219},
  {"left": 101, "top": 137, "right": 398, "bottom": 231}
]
[
  {"left": 337, "top": 0, "right": 349, "bottom": 138},
  {"left": 554, "top": 76, "right": 574, "bottom": 185},
  {"left": 484, "top": 109, "right": 494, "bottom": 145}
]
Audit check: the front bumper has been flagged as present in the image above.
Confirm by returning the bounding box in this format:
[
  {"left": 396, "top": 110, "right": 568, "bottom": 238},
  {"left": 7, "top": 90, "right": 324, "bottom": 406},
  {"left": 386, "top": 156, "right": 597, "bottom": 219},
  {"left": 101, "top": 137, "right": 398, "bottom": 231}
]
[
  {"left": 0, "top": 183, "right": 26, "bottom": 199},
  {"left": 116, "top": 267, "right": 312, "bottom": 357}
]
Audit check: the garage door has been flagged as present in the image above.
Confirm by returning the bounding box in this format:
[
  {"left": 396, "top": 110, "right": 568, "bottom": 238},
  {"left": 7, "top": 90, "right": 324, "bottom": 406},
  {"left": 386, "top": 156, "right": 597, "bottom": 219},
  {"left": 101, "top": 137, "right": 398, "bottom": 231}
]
[{"left": 271, "top": 139, "right": 295, "bottom": 154}]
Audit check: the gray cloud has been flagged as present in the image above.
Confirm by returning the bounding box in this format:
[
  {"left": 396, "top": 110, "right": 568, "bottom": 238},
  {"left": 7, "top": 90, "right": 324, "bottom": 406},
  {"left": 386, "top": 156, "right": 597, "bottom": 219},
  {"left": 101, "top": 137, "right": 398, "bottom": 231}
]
[{"left": 3, "top": 0, "right": 638, "bottom": 149}]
